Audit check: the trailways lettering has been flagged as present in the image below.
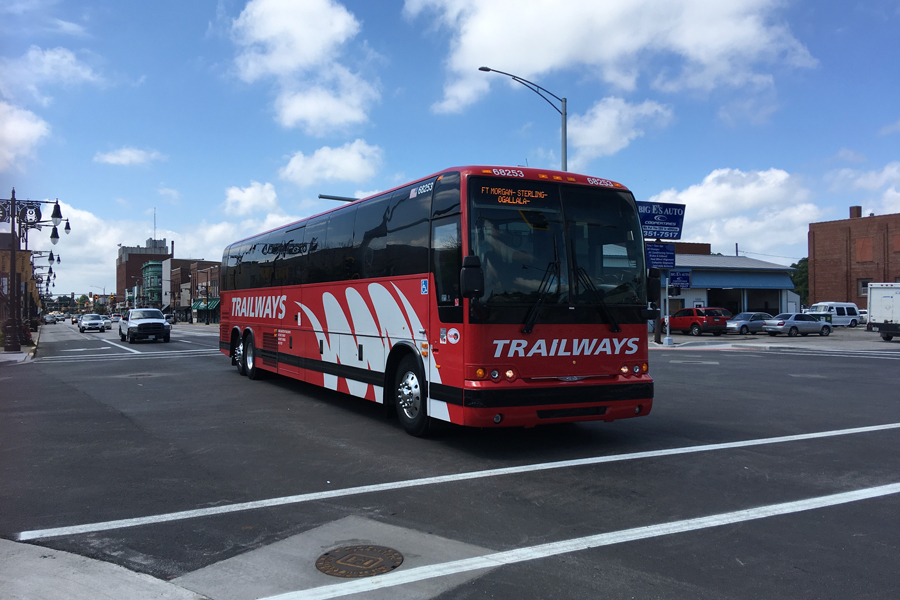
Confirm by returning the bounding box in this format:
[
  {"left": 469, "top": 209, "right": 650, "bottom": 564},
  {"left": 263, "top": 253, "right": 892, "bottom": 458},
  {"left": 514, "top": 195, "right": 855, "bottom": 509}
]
[
  {"left": 493, "top": 338, "right": 640, "bottom": 358},
  {"left": 232, "top": 294, "right": 287, "bottom": 319}
]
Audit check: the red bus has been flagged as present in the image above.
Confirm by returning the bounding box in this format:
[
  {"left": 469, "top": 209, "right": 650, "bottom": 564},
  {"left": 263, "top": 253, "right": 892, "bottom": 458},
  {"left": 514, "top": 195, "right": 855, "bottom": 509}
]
[{"left": 219, "top": 166, "right": 660, "bottom": 436}]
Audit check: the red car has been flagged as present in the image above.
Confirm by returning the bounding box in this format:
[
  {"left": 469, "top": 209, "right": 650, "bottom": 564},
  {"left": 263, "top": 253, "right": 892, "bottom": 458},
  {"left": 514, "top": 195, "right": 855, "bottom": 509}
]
[{"left": 667, "top": 307, "right": 729, "bottom": 336}]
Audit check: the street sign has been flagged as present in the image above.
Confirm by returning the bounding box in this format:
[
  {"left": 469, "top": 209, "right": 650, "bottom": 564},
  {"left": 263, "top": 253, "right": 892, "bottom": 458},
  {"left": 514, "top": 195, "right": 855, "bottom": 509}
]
[
  {"left": 669, "top": 270, "right": 691, "bottom": 288},
  {"left": 636, "top": 201, "right": 685, "bottom": 240},
  {"left": 645, "top": 242, "right": 675, "bottom": 269}
]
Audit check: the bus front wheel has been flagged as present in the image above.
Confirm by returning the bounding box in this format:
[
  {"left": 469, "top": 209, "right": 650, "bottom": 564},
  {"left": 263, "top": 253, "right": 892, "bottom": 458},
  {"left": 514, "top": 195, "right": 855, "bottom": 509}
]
[{"left": 394, "top": 355, "right": 429, "bottom": 437}]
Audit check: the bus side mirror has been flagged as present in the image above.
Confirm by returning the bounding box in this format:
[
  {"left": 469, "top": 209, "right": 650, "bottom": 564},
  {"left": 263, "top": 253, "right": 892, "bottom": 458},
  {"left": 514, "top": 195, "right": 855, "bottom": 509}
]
[
  {"left": 460, "top": 255, "right": 484, "bottom": 298},
  {"left": 647, "top": 268, "right": 661, "bottom": 303}
]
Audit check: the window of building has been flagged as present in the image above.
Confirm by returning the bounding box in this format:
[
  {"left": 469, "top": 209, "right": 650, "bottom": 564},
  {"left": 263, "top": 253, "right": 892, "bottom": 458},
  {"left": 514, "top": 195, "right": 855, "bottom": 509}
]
[{"left": 858, "top": 278, "right": 872, "bottom": 296}]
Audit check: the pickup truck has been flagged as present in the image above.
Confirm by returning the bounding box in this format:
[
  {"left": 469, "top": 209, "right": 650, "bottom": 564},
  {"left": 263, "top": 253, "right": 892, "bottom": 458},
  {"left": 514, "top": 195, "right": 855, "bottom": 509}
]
[{"left": 119, "top": 308, "right": 172, "bottom": 343}]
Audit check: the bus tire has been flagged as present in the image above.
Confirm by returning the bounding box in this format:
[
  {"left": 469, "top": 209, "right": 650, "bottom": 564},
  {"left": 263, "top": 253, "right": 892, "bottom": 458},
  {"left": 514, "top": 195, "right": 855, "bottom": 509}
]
[
  {"left": 244, "top": 332, "right": 264, "bottom": 380},
  {"left": 235, "top": 333, "right": 247, "bottom": 376},
  {"left": 394, "top": 354, "right": 429, "bottom": 437}
]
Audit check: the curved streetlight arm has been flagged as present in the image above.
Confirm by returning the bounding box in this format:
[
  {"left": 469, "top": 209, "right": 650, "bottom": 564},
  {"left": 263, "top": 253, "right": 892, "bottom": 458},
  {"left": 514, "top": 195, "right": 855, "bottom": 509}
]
[
  {"left": 480, "top": 67, "right": 563, "bottom": 113},
  {"left": 479, "top": 66, "right": 567, "bottom": 171}
]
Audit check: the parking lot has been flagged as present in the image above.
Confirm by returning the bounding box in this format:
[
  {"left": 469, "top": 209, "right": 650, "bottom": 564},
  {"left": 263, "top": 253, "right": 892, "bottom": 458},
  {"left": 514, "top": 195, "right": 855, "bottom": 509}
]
[{"left": 1, "top": 321, "right": 899, "bottom": 599}]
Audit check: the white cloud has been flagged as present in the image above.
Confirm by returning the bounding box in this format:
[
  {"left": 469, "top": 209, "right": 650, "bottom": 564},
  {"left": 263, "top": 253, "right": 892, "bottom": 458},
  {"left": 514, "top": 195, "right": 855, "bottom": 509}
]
[
  {"left": 274, "top": 65, "right": 378, "bottom": 134},
  {"left": 879, "top": 118, "right": 900, "bottom": 135},
  {"left": 231, "top": 0, "right": 379, "bottom": 134},
  {"left": 279, "top": 139, "right": 383, "bottom": 187},
  {"left": 0, "top": 100, "right": 50, "bottom": 171},
  {"left": 93, "top": 147, "right": 166, "bottom": 165},
  {"left": 835, "top": 148, "right": 866, "bottom": 163},
  {"left": 649, "top": 167, "right": 819, "bottom": 256},
  {"left": 224, "top": 181, "right": 280, "bottom": 216},
  {"left": 158, "top": 187, "right": 181, "bottom": 203},
  {"left": 405, "top": 0, "right": 815, "bottom": 114},
  {"left": 830, "top": 162, "right": 900, "bottom": 192},
  {"left": 828, "top": 162, "right": 900, "bottom": 216},
  {"left": 0, "top": 45, "right": 101, "bottom": 106},
  {"left": 568, "top": 97, "right": 673, "bottom": 170}
]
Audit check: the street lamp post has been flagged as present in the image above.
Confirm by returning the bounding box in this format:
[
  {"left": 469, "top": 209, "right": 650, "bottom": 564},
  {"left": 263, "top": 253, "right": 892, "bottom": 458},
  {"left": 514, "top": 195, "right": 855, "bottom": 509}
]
[
  {"left": 479, "top": 66, "right": 567, "bottom": 171},
  {"left": 3, "top": 189, "right": 71, "bottom": 351}
]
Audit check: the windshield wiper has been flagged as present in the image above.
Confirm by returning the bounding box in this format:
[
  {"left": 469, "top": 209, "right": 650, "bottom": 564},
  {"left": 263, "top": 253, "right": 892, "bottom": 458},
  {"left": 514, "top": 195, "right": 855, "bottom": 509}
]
[
  {"left": 521, "top": 235, "right": 560, "bottom": 334},
  {"left": 572, "top": 263, "right": 621, "bottom": 333}
]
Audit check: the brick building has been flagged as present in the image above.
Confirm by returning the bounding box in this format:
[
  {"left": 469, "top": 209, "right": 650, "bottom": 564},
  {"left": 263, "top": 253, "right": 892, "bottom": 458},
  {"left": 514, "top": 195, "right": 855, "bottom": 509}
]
[
  {"left": 116, "top": 238, "right": 172, "bottom": 303},
  {"left": 808, "top": 207, "right": 900, "bottom": 309}
]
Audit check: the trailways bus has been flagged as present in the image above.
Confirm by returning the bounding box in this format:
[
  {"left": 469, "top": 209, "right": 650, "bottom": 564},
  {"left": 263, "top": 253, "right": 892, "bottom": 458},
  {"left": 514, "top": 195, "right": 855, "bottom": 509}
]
[{"left": 220, "top": 166, "right": 661, "bottom": 436}]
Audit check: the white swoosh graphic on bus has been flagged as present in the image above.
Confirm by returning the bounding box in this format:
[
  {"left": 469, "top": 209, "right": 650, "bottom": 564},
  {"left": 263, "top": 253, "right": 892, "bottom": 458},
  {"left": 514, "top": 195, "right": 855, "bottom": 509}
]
[{"left": 296, "top": 283, "right": 441, "bottom": 400}]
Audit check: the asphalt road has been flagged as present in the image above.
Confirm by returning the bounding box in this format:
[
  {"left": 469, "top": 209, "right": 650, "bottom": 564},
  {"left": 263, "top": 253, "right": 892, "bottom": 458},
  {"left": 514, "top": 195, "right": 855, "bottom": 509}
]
[{"left": 2, "top": 322, "right": 899, "bottom": 599}]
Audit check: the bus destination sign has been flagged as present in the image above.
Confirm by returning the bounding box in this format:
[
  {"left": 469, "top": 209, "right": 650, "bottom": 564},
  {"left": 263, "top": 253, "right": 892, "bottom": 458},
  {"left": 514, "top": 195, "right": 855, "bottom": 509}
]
[
  {"left": 636, "top": 201, "right": 685, "bottom": 240},
  {"left": 480, "top": 185, "right": 549, "bottom": 206}
]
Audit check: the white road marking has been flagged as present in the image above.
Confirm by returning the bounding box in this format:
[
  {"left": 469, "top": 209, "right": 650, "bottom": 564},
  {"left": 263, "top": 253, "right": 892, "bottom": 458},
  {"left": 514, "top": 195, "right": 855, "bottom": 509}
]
[
  {"left": 266, "top": 483, "right": 900, "bottom": 600},
  {"left": 36, "top": 350, "right": 220, "bottom": 363},
  {"left": 16, "top": 421, "right": 900, "bottom": 541},
  {"left": 104, "top": 338, "right": 142, "bottom": 354},
  {"left": 61, "top": 347, "right": 111, "bottom": 352},
  {"left": 668, "top": 360, "right": 720, "bottom": 365}
]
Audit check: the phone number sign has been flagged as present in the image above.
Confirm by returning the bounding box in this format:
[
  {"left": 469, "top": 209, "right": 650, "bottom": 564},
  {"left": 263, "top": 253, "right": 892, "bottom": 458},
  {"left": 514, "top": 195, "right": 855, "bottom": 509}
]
[{"left": 636, "top": 201, "right": 685, "bottom": 240}]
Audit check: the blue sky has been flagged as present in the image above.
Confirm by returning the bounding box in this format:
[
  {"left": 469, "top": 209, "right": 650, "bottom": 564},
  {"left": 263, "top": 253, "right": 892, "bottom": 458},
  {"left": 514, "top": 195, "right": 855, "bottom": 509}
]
[{"left": 2, "top": 0, "right": 899, "bottom": 298}]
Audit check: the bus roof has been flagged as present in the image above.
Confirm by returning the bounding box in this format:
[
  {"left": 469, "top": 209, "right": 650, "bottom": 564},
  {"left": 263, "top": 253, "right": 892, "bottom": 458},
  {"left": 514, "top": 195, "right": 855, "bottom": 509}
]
[{"left": 224, "top": 165, "right": 629, "bottom": 248}]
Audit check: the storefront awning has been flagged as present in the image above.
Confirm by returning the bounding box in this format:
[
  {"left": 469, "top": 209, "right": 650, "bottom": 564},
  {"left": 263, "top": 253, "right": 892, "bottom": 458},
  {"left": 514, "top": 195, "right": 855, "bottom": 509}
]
[
  {"left": 688, "top": 270, "right": 795, "bottom": 290},
  {"left": 192, "top": 299, "right": 220, "bottom": 310}
]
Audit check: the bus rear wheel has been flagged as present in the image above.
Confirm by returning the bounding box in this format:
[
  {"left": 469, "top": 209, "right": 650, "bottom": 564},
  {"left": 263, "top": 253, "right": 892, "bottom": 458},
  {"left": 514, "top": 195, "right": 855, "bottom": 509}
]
[
  {"left": 235, "top": 334, "right": 247, "bottom": 376},
  {"left": 244, "top": 332, "right": 264, "bottom": 380},
  {"left": 394, "top": 355, "right": 429, "bottom": 437}
]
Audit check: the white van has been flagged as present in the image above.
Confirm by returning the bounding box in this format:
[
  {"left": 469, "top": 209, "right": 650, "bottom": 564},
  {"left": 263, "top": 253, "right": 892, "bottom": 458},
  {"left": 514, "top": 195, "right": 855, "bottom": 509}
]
[{"left": 807, "top": 302, "right": 862, "bottom": 327}]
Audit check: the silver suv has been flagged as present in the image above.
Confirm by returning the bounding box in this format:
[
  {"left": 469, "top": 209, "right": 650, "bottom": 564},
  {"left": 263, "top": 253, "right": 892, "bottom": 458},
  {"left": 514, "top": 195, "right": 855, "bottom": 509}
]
[
  {"left": 119, "top": 308, "right": 171, "bottom": 343},
  {"left": 79, "top": 314, "right": 105, "bottom": 333}
]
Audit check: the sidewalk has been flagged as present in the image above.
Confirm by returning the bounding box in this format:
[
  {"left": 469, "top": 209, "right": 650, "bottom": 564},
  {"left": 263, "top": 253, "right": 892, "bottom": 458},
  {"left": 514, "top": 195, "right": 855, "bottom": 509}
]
[
  {"left": 0, "top": 326, "right": 40, "bottom": 364},
  {"left": 0, "top": 538, "right": 205, "bottom": 600}
]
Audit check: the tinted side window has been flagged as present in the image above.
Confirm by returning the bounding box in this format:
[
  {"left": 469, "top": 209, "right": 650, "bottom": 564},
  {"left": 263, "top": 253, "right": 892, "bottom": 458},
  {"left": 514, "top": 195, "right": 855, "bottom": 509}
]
[
  {"left": 354, "top": 195, "right": 391, "bottom": 279},
  {"left": 836, "top": 307, "right": 846, "bottom": 316},
  {"left": 264, "top": 226, "right": 307, "bottom": 287},
  {"left": 385, "top": 186, "right": 430, "bottom": 276},
  {"left": 432, "top": 171, "right": 461, "bottom": 218},
  {"left": 323, "top": 207, "right": 358, "bottom": 282},
  {"left": 847, "top": 307, "right": 857, "bottom": 316},
  {"left": 240, "top": 237, "right": 264, "bottom": 288},
  {"left": 432, "top": 215, "right": 462, "bottom": 323},
  {"left": 304, "top": 216, "right": 329, "bottom": 284},
  {"left": 277, "top": 225, "right": 307, "bottom": 286},
  {"left": 674, "top": 309, "right": 691, "bottom": 318}
]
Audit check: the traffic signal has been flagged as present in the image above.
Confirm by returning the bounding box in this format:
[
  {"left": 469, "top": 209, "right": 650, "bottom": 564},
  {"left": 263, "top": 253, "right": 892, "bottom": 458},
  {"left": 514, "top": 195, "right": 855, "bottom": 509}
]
[{"left": 88, "top": 291, "right": 93, "bottom": 298}]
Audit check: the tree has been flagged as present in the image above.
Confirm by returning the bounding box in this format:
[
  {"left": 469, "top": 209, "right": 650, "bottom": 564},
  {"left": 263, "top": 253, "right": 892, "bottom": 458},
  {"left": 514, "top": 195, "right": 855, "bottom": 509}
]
[{"left": 790, "top": 257, "right": 808, "bottom": 306}]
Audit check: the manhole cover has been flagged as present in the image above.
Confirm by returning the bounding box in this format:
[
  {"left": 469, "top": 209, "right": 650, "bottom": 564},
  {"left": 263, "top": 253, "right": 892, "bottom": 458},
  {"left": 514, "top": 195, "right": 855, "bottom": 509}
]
[{"left": 316, "top": 545, "right": 403, "bottom": 578}]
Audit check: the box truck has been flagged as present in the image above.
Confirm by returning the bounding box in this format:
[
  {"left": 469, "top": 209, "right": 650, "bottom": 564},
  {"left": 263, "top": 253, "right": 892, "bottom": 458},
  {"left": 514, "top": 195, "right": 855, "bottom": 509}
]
[{"left": 866, "top": 283, "right": 900, "bottom": 342}]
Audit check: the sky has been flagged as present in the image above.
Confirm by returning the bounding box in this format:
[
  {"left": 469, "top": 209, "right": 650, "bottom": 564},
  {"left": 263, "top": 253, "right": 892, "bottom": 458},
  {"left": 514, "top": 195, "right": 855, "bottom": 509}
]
[{"left": 2, "top": 0, "right": 899, "bottom": 299}]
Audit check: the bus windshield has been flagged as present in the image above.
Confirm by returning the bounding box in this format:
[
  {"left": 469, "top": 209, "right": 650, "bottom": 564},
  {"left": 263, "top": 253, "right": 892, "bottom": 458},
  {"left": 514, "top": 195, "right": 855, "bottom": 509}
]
[{"left": 468, "top": 177, "right": 645, "bottom": 312}]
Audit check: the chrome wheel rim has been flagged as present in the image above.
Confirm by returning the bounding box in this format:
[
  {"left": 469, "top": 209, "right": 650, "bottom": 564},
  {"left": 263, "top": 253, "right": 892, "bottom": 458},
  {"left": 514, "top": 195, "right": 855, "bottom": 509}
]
[
  {"left": 234, "top": 340, "right": 243, "bottom": 366},
  {"left": 245, "top": 338, "right": 254, "bottom": 371},
  {"left": 397, "top": 370, "right": 421, "bottom": 420}
]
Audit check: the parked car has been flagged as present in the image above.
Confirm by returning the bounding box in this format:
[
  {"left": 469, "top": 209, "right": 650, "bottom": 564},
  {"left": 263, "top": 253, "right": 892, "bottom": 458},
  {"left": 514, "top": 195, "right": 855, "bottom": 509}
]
[
  {"left": 42, "top": 314, "right": 57, "bottom": 324},
  {"left": 806, "top": 302, "right": 861, "bottom": 327},
  {"left": 102, "top": 315, "right": 113, "bottom": 330},
  {"left": 858, "top": 309, "right": 868, "bottom": 324},
  {"left": 165, "top": 314, "right": 177, "bottom": 325},
  {"left": 79, "top": 314, "right": 106, "bottom": 333},
  {"left": 119, "top": 308, "right": 171, "bottom": 343},
  {"left": 667, "top": 307, "right": 729, "bottom": 336},
  {"left": 725, "top": 312, "right": 774, "bottom": 335},
  {"left": 763, "top": 313, "right": 832, "bottom": 337}
]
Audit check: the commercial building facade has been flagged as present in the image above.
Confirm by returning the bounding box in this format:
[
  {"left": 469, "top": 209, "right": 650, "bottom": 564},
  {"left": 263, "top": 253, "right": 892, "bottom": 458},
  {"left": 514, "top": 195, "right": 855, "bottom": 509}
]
[{"left": 808, "top": 207, "right": 900, "bottom": 309}]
